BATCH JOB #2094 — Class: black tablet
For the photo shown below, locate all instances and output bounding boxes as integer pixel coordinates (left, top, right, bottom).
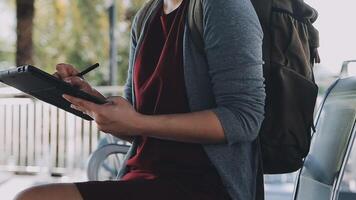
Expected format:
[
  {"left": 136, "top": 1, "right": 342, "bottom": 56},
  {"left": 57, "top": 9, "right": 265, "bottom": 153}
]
[{"left": 0, "top": 65, "right": 107, "bottom": 120}]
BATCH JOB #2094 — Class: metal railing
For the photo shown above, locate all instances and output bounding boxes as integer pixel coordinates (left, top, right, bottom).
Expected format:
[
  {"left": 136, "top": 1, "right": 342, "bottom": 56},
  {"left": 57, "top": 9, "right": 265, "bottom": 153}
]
[{"left": 0, "top": 85, "right": 124, "bottom": 175}]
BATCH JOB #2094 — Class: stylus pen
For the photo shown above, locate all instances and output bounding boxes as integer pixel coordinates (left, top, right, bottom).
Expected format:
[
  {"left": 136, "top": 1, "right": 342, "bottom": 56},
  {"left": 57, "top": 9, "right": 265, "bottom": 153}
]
[{"left": 76, "top": 63, "right": 100, "bottom": 78}]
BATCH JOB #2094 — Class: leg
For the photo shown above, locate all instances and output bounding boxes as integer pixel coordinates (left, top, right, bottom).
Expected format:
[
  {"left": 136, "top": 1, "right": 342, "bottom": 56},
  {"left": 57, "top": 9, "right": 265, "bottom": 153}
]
[{"left": 14, "top": 183, "right": 82, "bottom": 200}]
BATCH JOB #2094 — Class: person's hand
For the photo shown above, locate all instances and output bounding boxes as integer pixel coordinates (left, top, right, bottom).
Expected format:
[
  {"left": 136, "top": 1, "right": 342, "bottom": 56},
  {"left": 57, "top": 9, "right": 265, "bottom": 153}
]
[
  {"left": 53, "top": 63, "right": 80, "bottom": 80},
  {"left": 54, "top": 63, "right": 105, "bottom": 100},
  {"left": 62, "top": 95, "right": 141, "bottom": 136}
]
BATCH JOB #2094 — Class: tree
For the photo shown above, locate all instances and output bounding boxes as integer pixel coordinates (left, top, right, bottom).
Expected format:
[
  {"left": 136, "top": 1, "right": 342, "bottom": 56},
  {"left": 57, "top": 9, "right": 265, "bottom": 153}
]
[{"left": 16, "top": 0, "right": 35, "bottom": 66}]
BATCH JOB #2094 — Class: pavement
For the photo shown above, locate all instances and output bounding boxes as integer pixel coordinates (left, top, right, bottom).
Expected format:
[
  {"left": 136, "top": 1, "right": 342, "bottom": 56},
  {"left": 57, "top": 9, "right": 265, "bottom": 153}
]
[{"left": 0, "top": 172, "right": 12, "bottom": 186}]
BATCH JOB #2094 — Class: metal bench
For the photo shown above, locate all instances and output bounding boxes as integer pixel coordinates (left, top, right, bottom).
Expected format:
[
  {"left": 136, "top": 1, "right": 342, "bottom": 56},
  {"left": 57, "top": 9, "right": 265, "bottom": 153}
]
[{"left": 293, "top": 60, "right": 356, "bottom": 200}]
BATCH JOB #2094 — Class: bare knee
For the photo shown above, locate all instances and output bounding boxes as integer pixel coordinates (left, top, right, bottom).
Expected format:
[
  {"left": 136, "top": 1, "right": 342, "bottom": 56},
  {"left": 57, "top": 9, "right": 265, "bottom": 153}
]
[
  {"left": 14, "top": 185, "right": 43, "bottom": 200},
  {"left": 14, "top": 183, "right": 82, "bottom": 200}
]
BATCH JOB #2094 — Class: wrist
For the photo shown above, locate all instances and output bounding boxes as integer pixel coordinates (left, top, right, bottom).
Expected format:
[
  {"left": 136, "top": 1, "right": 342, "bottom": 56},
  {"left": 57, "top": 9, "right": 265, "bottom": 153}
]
[{"left": 132, "top": 112, "right": 149, "bottom": 136}]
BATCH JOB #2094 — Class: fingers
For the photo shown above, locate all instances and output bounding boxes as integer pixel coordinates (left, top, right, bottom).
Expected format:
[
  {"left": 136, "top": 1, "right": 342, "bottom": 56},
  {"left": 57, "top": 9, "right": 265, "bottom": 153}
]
[
  {"left": 64, "top": 76, "right": 89, "bottom": 89},
  {"left": 53, "top": 72, "right": 61, "bottom": 79},
  {"left": 70, "top": 104, "right": 95, "bottom": 120},
  {"left": 70, "top": 104, "right": 87, "bottom": 114},
  {"left": 63, "top": 77, "right": 106, "bottom": 100},
  {"left": 107, "top": 96, "right": 128, "bottom": 104},
  {"left": 55, "top": 63, "right": 79, "bottom": 79},
  {"left": 62, "top": 94, "right": 99, "bottom": 114}
]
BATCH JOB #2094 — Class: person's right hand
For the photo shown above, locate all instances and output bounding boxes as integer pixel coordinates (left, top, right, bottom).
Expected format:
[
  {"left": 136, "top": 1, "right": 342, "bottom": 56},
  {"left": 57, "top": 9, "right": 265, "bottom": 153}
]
[{"left": 53, "top": 63, "right": 106, "bottom": 100}]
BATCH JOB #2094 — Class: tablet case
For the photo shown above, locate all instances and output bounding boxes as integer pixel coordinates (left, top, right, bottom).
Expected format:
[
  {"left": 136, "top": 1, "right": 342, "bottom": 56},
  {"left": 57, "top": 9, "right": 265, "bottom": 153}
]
[{"left": 0, "top": 65, "right": 107, "bottom": 120}]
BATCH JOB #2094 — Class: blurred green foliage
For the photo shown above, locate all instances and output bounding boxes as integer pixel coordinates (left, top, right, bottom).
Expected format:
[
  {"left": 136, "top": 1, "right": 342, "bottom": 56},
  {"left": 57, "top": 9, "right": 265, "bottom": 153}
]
[
  {"left": 0, "top": 0, "right": 147, "bottom": 86},
  {"left": 34, "top": 0, "right": 147, "bottom": 85},
  {"left": 0, "top": 39, "right": 15, "bottom": 65}
]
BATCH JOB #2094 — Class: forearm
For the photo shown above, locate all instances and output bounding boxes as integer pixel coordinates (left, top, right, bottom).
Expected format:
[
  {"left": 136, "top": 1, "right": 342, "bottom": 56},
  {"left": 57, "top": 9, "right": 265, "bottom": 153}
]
[
  {"left": 63, "top": 94, "right": 226, "bottom": 144},
  {"left": 135, "top": 110, "right": 226, "bottom": 144},
  {"left": 114, "top": 136, "right": 134, "bottom": 143}
]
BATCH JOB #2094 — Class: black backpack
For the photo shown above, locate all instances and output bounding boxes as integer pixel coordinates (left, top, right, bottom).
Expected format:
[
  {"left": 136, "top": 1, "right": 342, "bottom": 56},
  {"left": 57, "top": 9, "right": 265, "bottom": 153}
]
[{"left": 136, "top": 0, "right": 320, "bottom": 174}]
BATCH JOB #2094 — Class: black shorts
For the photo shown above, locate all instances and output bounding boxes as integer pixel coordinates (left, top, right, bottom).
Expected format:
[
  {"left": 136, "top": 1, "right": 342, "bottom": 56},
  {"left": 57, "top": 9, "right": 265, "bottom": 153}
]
[{"left": 75, "top": 175, "right": 231, "bottom": 200}]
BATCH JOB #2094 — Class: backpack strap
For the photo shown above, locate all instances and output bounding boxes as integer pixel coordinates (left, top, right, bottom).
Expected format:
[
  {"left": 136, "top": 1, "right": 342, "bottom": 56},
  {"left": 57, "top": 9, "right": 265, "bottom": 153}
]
[
  {"left": 305, "top": 6, "right": 320, "bottom": 64},
  {"left": 251, "top": 0, "right": 273, "bottom": 76},
  {"left": 187, "top": 0, "right": 204, "bottom": 53}
]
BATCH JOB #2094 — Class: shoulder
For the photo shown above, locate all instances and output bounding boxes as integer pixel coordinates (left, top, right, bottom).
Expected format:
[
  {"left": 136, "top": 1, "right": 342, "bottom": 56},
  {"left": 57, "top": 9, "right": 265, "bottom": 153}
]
[
  {"left": 201, "top": 0, "right": 262, "bottom": 34},
  {"left": 202, "top": 0, "right": 257, "bottom": 13},
  {"left": 200, "top": 0, "right": 263, "bottom": 46}
]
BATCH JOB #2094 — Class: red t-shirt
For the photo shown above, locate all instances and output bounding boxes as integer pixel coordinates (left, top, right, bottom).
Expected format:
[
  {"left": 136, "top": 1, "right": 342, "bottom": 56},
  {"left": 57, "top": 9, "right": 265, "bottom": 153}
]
[{"left": 122, "top": 1, "right": 217, "bottom": 181}]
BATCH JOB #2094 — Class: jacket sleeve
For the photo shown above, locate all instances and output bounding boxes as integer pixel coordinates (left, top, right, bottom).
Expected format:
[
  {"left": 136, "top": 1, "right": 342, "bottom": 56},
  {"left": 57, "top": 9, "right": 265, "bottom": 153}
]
[
  {"left": 123, "top": 15, "right": 138, "bottom": 105},
  {"left": 202, "top": 0, "right": 266, "bottom": 144}
]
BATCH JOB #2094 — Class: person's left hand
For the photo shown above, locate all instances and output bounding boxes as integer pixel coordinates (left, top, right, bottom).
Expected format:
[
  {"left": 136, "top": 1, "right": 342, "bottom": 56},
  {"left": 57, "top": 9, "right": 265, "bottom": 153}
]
[{"left": 62, "top": 94, "right": 141, "bottom": 136}]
